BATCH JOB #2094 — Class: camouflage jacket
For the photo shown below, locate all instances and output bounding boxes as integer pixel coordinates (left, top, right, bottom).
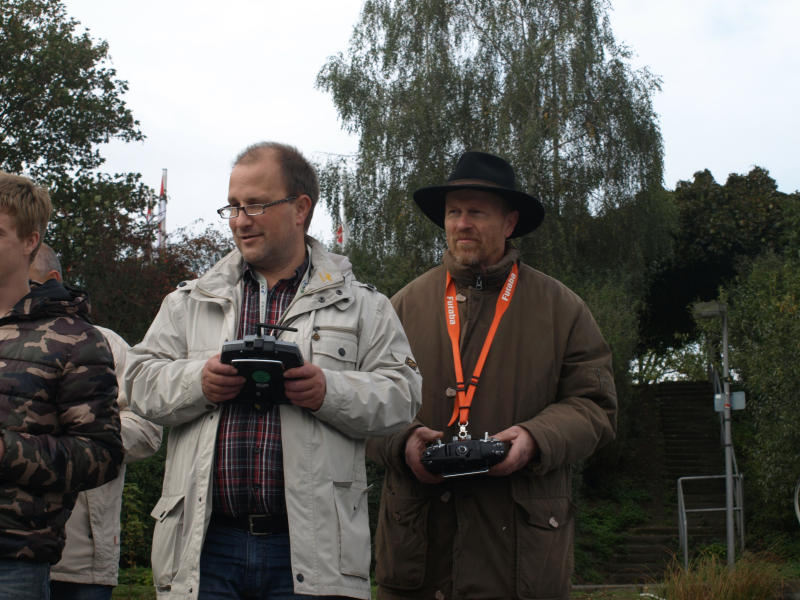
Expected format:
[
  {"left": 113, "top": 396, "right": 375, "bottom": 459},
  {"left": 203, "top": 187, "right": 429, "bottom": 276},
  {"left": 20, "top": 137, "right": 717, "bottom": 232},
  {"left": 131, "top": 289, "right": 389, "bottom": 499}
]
[{"left": 0, "top": 279, "right": 123, "bottom": 563}]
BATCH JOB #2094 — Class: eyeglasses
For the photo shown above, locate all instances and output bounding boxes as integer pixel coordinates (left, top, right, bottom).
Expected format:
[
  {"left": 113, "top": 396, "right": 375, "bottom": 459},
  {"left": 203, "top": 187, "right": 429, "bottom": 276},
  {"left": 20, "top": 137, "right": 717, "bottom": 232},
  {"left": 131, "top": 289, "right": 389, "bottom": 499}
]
[{"left": 217, "top": 196, "right": 297, "bottom": 219}]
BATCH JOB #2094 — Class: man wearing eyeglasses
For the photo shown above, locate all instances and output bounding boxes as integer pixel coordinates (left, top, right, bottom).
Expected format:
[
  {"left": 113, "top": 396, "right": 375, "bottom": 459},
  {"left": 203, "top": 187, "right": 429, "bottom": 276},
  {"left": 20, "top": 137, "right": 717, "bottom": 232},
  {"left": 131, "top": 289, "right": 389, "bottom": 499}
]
[{"left": 125, "top": 142, "right": 421, "bottom": 600}]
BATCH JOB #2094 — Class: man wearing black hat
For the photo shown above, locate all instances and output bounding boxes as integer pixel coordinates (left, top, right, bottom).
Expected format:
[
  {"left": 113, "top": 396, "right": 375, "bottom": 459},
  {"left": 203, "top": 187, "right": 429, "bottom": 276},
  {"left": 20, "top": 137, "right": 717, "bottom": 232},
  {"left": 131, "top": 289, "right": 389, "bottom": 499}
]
[{"left": 367, "top": 151, "right": 618, "bottom": 600}]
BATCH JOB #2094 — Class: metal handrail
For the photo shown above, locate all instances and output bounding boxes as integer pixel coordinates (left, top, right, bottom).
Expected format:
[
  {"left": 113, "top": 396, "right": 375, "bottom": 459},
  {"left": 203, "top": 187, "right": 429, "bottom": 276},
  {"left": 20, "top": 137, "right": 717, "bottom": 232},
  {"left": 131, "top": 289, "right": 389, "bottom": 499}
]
[{"left": 677, "top": 474, "right": 745, "bottom": 569}]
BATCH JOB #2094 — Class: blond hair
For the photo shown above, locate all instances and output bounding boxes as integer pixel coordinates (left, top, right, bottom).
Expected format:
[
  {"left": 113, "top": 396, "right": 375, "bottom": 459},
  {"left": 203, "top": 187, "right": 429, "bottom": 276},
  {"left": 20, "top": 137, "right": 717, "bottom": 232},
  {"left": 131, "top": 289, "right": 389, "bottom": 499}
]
[{"left": 0, "top": 171, "right": 51, "bottom": 260}]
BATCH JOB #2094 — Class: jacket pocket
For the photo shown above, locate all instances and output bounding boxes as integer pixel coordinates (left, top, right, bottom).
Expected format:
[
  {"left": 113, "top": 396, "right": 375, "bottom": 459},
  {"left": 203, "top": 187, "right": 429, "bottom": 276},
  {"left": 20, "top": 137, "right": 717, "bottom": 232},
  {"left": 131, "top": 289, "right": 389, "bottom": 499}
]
[
  {"left": 374, "top": 489, "right": 430, "bottom": 590},
  {"left": 332, "top": 481, "right": 370, "bottom": 579},
  {"left": 513, "top": 495, "right": 574, "bottom": 600},
  {"left": 150, "top": 494, "right": 185, "bottom": 590},
  {"left": 310, "top": 327, "right": 358, "bottom": 370}
]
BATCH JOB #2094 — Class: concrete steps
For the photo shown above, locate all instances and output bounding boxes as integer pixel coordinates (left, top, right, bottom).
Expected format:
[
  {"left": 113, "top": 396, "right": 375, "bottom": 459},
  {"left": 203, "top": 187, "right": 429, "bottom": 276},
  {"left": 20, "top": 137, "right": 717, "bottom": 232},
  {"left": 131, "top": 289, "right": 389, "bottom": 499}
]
[{"left": 600, "top": 381, "right": 735, "bottom": 583}]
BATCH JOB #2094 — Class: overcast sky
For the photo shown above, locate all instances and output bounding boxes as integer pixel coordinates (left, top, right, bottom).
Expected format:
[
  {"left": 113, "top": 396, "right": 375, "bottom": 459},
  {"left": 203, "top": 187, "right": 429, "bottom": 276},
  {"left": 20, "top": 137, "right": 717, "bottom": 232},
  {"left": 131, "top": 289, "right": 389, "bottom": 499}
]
[{"left": 61, "top": 0, "right": 800, "bottom": 243}]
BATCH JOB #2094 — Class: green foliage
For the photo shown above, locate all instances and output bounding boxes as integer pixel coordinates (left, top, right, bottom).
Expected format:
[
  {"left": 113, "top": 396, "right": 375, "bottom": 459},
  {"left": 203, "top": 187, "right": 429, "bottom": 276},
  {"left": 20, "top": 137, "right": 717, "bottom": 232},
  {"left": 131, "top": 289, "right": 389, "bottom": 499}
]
[
  {"left": 317, "top": 0, "right": 664, "bottom": 295},
  {"left": 120, "top": 440, "right": 166, "bottom": 568},
  {"left": 0, "top": 0, "right": 203, "bottom": 344},
  {"left": 49, "top": 214, "right": 232, "bottom": 344},
  {"left": 630, "top": 336, "right": 707, "bottom": 385},
  {"left": 0, "top": 0, "right": 142, "bottom": 179},
  {"left": 118, "top": 565, "right": 153, "bottom": 587},
  {"left": 641, "top": 168, "right": 797, "bottom": 351},
  {"left": 95, "top": 225, "right": 232, "bottom": 343},
  {"left": 42, "top": 171, "right": 162, "bottom": 341},
  {"left": 45, "top": 171, "right": 156, "bottom": 277},
  {"left": 677, "top": 168, "right": 787, "bottom": 259},
  {"left": 114, "top": 567, "right": 155, "bottom": 599},
  {"left": 317, "top": 2, "right": 673, "bottom": 450},
  {"left": 168, "top": 223, "right": 233, "bottom": 279},
  {"left": 119, "top": 481, "right": 149, "bottom": 568},
  {"left": 573, "top": 484, "right": 651, "bottom": 583},
  {"left": 575, "top": 276, "right": 641, "bottom": 383},
  {"left": 722, "top": 252, "right": 800, "bottom": 529}
]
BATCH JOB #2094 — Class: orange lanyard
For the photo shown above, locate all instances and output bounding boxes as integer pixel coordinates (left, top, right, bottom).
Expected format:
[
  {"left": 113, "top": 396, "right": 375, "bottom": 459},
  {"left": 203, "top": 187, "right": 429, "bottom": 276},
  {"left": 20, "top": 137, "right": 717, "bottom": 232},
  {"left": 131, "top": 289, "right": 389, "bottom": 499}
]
[{"left": 444, "top": 263, "right": 519, "bottom": 435}]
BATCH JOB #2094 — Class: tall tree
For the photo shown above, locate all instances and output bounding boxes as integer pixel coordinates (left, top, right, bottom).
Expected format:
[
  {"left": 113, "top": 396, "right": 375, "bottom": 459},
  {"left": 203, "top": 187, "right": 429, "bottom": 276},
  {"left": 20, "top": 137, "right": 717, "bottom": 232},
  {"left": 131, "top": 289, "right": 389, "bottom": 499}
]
[
  {"left": 640, "top": 167, "right": 794, "bottom": 351},
  {"left": 0, "top": 0, "right": 142, "bottom": 179},
  {"left": 0, "top": 0, "right": 182, "bottom": 343},
  {"left": 317, "top": 0, "right": 664, "bottom": 293}
]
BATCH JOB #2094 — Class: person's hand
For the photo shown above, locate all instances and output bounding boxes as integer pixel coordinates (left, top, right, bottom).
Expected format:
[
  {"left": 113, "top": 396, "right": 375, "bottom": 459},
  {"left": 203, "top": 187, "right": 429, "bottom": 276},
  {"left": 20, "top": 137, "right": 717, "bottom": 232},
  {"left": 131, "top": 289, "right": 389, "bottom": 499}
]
[
  {"left": 405, "top": 426, "right": 445, "bottom": 484},
  {"left": 487, "top": 425, "right": 537, "bottom": 477},
  {"left": 201, "top": 354, "right": 245, "bottom": 403},
  {"left": 284, "top": 363, "right": 327, "bottom": 411}
]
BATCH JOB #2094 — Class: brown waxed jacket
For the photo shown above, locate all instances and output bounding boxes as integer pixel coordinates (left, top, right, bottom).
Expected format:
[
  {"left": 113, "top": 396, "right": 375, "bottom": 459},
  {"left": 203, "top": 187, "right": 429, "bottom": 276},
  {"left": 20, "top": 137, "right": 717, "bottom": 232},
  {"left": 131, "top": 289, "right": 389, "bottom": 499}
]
[{"left": 367, "top": 248, "right": 617, "bottom": 600}]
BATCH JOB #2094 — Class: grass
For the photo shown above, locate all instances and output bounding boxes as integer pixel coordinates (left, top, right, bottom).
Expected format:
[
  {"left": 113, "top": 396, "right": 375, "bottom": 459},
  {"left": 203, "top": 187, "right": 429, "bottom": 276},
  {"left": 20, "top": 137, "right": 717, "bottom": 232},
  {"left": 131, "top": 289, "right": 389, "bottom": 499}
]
[
  {"left": 110, "top": 577, "right": 644, "bottom": 600},
  {"left": 113, "top": 553, "right": 800, "bottom": 600},
  {"left": 652, "top": 551, "right": 789, "bottom": 600},
  {"left": 113, "top": 566, "right": 155, "bottom": 599},
  {"left": 571, "top": 588, "right": 648, "bottom": 599}
]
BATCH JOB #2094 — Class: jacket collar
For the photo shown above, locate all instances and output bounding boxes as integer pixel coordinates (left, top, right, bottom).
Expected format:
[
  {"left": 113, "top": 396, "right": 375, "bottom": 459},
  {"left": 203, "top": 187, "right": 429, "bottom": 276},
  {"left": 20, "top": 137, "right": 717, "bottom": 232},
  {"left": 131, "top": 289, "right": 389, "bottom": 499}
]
[
  {"left": 191, "top": 236, "right": 351, "bottom": 299},
  {"left": 443, "top": 246, "right": 520, "bottom": 291},
  {"left": 2, "top": 279, "right": 92, "bottom": 324}
]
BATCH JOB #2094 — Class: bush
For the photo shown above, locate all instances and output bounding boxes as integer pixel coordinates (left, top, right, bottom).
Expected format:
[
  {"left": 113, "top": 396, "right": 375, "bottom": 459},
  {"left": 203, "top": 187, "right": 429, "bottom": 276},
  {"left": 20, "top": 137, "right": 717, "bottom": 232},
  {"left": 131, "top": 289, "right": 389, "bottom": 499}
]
[
  {"left": 723, "top": 253, "right": 800, "bottom": 530},
  {"left": 573, "top": 484, "right": 651, "bottom": 583},
  {"left": 114, "top": 567, "right": 155, "bottom": 599}
]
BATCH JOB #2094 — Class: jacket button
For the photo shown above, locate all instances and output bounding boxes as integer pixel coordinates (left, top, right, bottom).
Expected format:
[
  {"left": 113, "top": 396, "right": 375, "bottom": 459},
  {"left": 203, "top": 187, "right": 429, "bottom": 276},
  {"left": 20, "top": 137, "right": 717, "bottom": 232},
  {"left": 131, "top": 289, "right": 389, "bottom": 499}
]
[
  {"left": 456, "top": 293, "right": 466, "bottom": 302},
  {"left": 393, "top": 511, "right": 401, "bottom": 521},
  {"left": 338, "top": 347, "right": 346, "bottom": 356},
  {"left": 445, "top": 387, "right": 456, "bottom": 397},
  {"left": 318, "top": 296, "right": 325, "bottom": 303},
  {"left": 440, "top": 491, "right": 452, "bottom": 503},
  {"left": 296, "top": 573, "right": 304, "bottom": 583},
  {"left": 549, "top": 516, "right": 559, "bottom": 528},
  {"left": 312, "top": 333, "right": 320, "bottom": 341},
  {"left": 336, "top": 289, "right": 343, "bottom": 295}
]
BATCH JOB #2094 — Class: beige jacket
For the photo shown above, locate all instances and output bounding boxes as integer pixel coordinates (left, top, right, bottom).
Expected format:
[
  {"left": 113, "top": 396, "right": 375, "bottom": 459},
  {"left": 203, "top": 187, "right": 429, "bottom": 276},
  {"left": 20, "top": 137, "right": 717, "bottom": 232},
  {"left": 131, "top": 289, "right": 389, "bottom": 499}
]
[
  {"left": 50, "top": 327, "right": 162, "bottom": 586},
  {"left": 125, "top": 239, "right": 421, "bottom": 600}
]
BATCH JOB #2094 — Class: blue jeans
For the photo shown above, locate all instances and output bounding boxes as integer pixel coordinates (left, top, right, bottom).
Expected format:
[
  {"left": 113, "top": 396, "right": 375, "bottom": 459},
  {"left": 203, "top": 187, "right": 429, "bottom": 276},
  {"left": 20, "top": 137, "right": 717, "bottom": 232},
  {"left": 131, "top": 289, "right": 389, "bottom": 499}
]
[
  {"left": 199, "top": 522, "right": 350, "bottom": 599},
  {"left": 0, "top": 559, "right": 50, "bottom": 600},
  {"left": 50, "top": 581, "right": 112, "bottom": 600}
]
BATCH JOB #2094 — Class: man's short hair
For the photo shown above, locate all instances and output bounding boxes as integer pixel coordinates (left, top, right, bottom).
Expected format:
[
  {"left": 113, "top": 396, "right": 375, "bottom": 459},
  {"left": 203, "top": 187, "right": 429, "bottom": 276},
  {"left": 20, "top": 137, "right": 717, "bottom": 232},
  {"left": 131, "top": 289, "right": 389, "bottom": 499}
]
[
  {"left": 0, "top": 171, "right": 51, "bottom": 260},
  {"left": 234, "top": 142, "right": 319, "bottom": 232},
  {"left": 31, "top": 243, "right": 62, "bottom": 279}
]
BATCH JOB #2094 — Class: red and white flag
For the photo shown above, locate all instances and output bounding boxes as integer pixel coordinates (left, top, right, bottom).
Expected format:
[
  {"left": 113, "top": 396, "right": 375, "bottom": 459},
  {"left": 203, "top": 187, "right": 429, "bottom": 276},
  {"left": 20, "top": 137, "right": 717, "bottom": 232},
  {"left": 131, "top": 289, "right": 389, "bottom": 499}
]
[{"left": 335, "top": 218, "right": 348, "bottom": 247}]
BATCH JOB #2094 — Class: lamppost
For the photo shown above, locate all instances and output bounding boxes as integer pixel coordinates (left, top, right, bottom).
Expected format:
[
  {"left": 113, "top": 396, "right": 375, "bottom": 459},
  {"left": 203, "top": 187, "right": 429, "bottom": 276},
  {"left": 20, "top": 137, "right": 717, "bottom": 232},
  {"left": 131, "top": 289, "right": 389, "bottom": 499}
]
[{"left": 692, "top": 300, "right": 735, "bottom": 569}]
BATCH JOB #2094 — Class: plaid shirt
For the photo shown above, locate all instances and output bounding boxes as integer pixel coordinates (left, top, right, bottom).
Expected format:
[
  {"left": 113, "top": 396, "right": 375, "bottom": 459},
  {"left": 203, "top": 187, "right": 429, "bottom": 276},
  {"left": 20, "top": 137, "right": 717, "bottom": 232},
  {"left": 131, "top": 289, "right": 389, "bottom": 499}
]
[{"left": 212, "top": 258, "right": 308, "bottom": 517}]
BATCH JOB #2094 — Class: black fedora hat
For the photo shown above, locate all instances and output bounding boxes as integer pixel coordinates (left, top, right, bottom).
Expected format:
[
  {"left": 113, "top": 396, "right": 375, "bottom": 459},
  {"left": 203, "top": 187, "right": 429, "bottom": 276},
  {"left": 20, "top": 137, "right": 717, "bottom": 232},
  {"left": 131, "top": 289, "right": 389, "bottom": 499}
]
[{"left": 413, "top": 151, "right": 544, "bottom": 238}]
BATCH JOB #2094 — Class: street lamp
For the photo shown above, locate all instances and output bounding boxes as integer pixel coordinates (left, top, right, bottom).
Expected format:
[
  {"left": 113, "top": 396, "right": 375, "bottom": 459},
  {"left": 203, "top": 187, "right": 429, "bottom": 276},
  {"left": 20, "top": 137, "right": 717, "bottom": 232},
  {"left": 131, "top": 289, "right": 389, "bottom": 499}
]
[{"left": 692, "top": 300, "right": 736, "bottom": 569}]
